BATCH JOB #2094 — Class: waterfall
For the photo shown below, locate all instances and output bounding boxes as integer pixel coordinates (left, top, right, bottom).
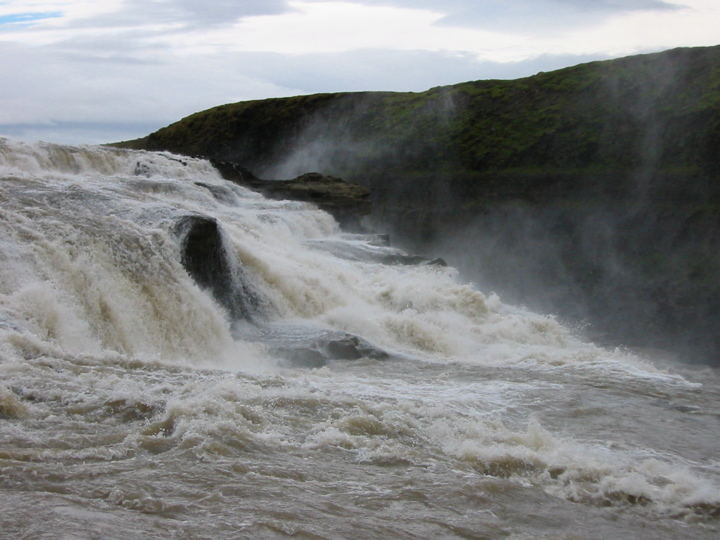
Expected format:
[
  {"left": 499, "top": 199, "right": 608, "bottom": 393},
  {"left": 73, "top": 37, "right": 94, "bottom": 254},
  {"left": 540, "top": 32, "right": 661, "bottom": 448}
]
[{"left": 1, "top": 137, "right": 717, "bottom": 539}]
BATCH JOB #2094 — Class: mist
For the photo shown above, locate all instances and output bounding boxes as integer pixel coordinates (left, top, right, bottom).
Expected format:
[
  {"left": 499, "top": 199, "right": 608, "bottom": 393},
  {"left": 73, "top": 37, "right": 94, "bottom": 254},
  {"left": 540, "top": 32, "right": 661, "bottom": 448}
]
[{"left": 255, "top": 47, "right": 720, "bottom": 366}]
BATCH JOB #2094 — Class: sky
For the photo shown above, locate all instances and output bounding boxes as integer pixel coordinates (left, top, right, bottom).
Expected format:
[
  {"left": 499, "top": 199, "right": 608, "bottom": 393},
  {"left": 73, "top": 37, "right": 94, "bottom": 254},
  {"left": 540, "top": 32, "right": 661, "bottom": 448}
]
[{"left": 0, "top": 0, "right": 718, "bottom": 144}]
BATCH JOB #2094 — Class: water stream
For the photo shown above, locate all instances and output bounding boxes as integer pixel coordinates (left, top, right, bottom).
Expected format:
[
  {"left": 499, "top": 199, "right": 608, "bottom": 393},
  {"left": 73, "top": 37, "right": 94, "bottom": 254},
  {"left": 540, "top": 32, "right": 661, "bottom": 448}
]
[{"left": 1, "top": 138, "right": 718, "bottom": 539}]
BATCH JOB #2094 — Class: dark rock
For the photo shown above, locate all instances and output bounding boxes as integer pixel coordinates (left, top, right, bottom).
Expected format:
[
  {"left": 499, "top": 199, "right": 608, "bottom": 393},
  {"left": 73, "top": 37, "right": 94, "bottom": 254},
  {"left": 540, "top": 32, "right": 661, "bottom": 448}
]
[
  {"left": 166, "top": 156, "right": 188, "bottom": 166},
  {"left": 211, "top": 160, "right": 257, "bottom": 182},
  {"left": 323, "top": 334, "right": 391, "bottom": 360},
  {"left": 325, "top": 335, "right": 364, "bottom": 360},
  {"left": 274, "top": 332, "right": 389, "bottom": 367},
  {"left": 134, "top": 161, "right": 151, "bottom": 176},
  {"left": 173, "top": 215, "right": 259, "bottom": 320},
  {"left": 211, "top": 160, "right": 371, "bottom": 231}
]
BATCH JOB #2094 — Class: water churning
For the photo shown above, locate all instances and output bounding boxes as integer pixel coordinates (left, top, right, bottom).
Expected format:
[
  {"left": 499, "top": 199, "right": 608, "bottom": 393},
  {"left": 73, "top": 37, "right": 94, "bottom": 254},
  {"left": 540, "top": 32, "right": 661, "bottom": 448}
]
[{"left": 0, "top": 138, "right": 718, "bottom": 539}]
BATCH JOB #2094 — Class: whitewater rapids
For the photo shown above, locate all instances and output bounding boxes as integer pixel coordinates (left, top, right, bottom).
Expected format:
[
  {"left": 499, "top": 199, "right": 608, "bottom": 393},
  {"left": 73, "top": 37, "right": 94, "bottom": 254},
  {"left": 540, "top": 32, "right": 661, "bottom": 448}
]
[{"left": 0, "top": 138, "right": 718, "bottom": 539}]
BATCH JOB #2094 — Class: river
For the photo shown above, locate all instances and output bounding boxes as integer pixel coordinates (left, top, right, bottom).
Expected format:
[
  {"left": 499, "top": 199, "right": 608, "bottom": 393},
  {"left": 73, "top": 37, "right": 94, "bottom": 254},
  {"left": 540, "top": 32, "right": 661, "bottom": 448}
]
[{"left": 1, "top": 138, "right": 718, "bottom": 539}]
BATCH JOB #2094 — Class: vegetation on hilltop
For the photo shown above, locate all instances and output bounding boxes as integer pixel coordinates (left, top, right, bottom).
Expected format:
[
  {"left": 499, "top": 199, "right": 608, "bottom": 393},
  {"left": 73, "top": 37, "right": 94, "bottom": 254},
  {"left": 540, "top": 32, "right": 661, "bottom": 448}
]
[{"left": 120, "top": 46, "right": 720, "bottom": 184}]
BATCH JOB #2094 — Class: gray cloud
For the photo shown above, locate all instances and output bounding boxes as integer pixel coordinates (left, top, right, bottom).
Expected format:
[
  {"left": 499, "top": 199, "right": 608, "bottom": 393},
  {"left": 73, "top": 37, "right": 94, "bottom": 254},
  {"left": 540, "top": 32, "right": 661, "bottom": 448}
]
[
  {"left": 228, "top": 49, "right": 606, "bottom": 93},
  {"left": 44, "top": 0, "right": 683, "bottom": 35},
  {"left": 172, "top": 0, "right": 291, "bottom": 23},
  {"left": 102, "top": 0, "right": 681, "bottom": 31},
  {"left": 0, "top": 41, "right": 303, "bottom": 140},
  {"left": 61, "top": 0, "right": 293, "bottom": 30},
  {"left": 326, "top": 0, "right": 682, "bottom": 31}
]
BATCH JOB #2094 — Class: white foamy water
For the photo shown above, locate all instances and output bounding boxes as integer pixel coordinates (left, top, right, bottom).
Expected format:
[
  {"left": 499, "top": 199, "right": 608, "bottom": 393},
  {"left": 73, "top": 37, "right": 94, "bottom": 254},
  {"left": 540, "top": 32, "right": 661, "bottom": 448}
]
[{"left": 1, "top": 138, "right": 718, "bottom": 539}]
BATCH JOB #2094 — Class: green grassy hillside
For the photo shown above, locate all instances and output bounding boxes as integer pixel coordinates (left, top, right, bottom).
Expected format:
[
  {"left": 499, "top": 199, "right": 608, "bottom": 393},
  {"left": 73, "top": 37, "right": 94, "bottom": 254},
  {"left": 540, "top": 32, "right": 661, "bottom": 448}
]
[{"left": 120, "top": 46, "right": 720, "bottom": 183}]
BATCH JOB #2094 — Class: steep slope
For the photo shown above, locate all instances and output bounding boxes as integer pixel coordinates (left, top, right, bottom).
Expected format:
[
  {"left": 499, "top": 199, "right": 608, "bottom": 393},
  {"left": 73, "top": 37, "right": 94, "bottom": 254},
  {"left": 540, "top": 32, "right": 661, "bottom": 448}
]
[{"left": 118, "top": 46, "right": 720, "bottom": 363}]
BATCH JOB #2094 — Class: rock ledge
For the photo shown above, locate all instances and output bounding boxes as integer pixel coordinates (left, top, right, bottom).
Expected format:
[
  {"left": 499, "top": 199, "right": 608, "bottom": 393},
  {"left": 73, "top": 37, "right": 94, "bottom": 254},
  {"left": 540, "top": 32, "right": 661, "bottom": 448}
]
[{"left": 212, "top": 160, "right": 371, "bottom": 230}]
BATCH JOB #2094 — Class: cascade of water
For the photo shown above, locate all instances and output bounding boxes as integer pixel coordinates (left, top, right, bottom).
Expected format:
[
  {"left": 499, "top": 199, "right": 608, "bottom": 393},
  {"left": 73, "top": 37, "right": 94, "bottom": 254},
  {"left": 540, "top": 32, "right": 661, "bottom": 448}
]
[
  {"left": 1, "top": 138, "right": 719, "bottom": 538},
  {"left": 0, "top": 136, "right": 679, "bottom": 371}
]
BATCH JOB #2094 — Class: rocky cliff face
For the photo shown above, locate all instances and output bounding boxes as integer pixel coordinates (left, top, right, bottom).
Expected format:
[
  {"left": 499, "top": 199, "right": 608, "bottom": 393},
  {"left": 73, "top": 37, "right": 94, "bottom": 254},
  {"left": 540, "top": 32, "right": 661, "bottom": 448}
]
[{"left": 118, "top": 45, "right": 720, "bottom": 364}]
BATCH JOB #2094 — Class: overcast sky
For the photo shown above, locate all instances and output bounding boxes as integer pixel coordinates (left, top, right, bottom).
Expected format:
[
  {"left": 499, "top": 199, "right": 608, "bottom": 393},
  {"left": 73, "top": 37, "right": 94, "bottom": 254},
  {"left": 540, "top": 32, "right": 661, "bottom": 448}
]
[{"left": 1, "top": 0, "right": 718, "bottom": 144}]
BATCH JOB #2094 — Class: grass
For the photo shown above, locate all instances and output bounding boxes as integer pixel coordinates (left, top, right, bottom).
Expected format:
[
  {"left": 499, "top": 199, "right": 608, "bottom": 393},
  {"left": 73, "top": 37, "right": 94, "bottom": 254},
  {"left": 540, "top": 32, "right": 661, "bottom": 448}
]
[{"left": 117, "top": 45, "right": 720, "bottom": 196}]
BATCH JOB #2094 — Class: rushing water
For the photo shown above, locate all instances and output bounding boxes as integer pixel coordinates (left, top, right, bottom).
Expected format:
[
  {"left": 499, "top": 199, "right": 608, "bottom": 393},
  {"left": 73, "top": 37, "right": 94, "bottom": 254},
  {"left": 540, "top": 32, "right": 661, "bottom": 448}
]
[{"left": 0, "top": 138, "right": 718, "bottom": 539}]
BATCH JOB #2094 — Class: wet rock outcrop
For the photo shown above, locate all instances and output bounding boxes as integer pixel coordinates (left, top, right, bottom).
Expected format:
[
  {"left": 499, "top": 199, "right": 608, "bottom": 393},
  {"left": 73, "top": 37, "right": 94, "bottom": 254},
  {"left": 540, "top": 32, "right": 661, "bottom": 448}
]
[
  {"left": 212, "top": 161, "right": 371, "bottom": 231},
  {"left": 174, "top": 215, "right": 259, "bottom": 320},
  {"left": 275, "top": 332, "right": 389, "bottom": 367}
]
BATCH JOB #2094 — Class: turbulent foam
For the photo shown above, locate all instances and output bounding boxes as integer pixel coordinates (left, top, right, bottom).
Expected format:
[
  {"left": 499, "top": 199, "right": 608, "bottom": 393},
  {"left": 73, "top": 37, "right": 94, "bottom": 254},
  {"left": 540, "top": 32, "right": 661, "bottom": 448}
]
[
  {"left": 0, "top": 137, "right": 689, "bottom": 380},
  {"left": 0, "top": 137, "right": 220, "bottom": 182},
  {"left": 1, "top": 139, "right": 718, "bottom": 538},
  {"left": 0, "top": 386, "right": 28, "bottom": 418},
  {"left": 435, "top": 416, "right": 720, "bottom": 517}
]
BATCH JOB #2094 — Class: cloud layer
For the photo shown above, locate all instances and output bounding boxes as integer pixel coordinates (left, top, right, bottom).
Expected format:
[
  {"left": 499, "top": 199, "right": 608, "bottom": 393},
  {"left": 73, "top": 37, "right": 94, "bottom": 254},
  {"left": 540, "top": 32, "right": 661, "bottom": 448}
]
[
  {"left": 0, "top": 0, "right": 717, "bottom": 144},
  {"left": 324, "top": 0, "right": 681, "bottom": 30}
]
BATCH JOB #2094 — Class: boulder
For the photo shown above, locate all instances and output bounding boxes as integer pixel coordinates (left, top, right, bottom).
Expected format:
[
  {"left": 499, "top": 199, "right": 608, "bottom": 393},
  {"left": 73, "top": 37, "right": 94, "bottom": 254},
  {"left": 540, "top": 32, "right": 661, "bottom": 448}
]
[
  {"left": 173, "top": 215, "right": 259, "bottom": 320},
  {"left": 272, "top": 331, "right": 389, "bottom": 367}
]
